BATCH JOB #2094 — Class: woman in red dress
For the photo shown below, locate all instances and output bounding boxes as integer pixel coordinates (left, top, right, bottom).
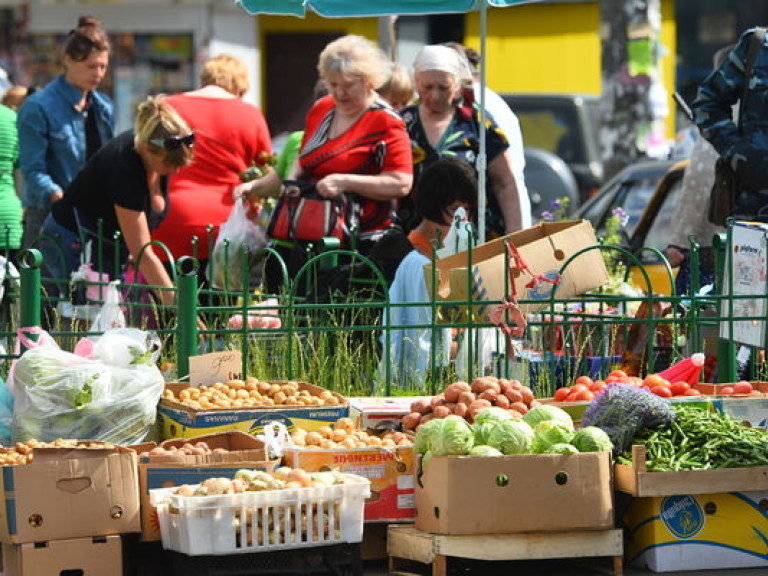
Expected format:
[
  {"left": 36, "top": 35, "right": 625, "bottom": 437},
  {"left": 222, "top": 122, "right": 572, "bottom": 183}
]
[{"left": 152, "top": 54, "right": 278, "bottom": 282}]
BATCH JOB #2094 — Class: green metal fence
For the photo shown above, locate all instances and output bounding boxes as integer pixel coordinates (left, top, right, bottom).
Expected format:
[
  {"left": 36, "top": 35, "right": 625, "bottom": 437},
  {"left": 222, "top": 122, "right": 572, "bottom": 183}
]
[{"left": 3, "top": 223, "right": 766, "bottom": 397}]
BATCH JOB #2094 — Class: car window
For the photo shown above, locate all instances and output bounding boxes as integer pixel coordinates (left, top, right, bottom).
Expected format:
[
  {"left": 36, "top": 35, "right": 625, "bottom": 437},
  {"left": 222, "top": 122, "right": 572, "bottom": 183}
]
[
  {"left": 642, "top": 177, "right": 685, "bottom": 256},
  {"left": 511, "top": 103, "right": 587, "bottom": 164},
  {"left": 613, "top": 178, "right": 658, "bottom": 237}
]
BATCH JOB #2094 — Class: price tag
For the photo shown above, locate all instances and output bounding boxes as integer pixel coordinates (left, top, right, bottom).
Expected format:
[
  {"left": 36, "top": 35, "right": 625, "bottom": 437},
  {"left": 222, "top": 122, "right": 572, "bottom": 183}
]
[{"left": 189, "top": 350, "right": 243, "bottom": 387}]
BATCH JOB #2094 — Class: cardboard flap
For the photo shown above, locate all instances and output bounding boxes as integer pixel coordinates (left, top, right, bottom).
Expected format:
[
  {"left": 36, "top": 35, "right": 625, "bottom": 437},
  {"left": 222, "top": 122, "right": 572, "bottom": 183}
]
[{"left": 56, "top": 477, "right": 92, "bottom": 494}]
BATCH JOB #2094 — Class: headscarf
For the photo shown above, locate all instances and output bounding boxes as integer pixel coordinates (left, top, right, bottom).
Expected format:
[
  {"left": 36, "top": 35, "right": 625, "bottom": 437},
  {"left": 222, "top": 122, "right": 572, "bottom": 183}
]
[{"left": 412, "top": 45, "right": 474, "bottom": 85}]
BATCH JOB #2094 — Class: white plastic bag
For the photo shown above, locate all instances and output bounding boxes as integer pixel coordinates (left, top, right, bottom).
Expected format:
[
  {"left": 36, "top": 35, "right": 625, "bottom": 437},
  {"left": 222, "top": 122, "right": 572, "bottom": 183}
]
[
  {"left": 90, "top": 280, "right": 126, "bottom": 332},
  {"left": 210, "top": 198, "right": 267, "bottom": 291},
  {"left": 258, "top": 421, "right": 293, "bottom": 459},
  {"left": 11, "top": 328, "right": 164, "bottom": 444}
]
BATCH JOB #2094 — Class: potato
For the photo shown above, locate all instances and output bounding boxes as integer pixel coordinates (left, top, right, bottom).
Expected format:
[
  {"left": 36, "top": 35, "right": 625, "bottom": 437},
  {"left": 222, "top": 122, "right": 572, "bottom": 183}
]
[
  {"left": 443, "top": 382, "right": 466, "bottom": 403},
  {"left": 410, "top": 399, "right": 432, "bottom": 414},
  {"left": 453, "top": 402, "right": 469, "bottom": 419},
  {"left": 510, "top": 401, "right": 529, "bottom": 415},
  {"left": 432, "top": 405, "right": 451, "bottom": 419},
  {"left": 457, "top": 391, "right": 476, "bottom": 406},
  {"left": 493, "top": 394, "right": 511, "bottom": 409},
  {"left": 478, "top": 389, "right": 498, "bottom": 403},
  {"left": 519, "top": 386, "right": 535, "bottom": 406},
  {"left": 471, "top": 376, "right": 500, "bottom": 395},
  {"left": 504, "top": 388, "right": 524, "bottom": 404},
  {"left": 402, "top": 412, "right": 422, "bottom": 430},
  {"left": 430, "top": 393, "right": 446, "bottom": 408}
]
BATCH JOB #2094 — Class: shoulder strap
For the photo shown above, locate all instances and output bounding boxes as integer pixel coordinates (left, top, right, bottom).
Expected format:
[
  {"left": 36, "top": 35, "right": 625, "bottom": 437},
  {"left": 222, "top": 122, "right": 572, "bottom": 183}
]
[{"left": 738, "top": 27, "right": 766, "bottom": 129}]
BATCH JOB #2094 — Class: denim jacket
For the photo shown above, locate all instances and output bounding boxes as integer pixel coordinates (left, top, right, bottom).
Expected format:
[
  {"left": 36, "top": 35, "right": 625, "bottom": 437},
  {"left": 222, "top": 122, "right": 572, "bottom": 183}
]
[
  {"left": 17, "top": 75, "right": 114, "bottom": 209},
  {"left": 693, "top": 28, "right": 768, "bottom": 192}
]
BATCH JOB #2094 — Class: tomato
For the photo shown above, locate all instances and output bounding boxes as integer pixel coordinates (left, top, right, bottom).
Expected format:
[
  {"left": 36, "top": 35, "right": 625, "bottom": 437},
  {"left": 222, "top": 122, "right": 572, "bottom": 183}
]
[
  {"left": 589, "top": 381, "right": 607, "bottom": 393},
  {"left": 627, "top": 376, "right": 644, "bottom": 387},
  {"left": 553, "top": 387, "right": 571, "bottom": 402},
  {"left": 570, "top": 384, "right": 589, "bottom": 395},
  {"left": 669, "top": 381, "right": 690, "bottom": 396},
  {"left": 643, "top": 374, "right": 666, "bottom": 388},
  {"left": 719, "top": 386, "right": 735, "bottom": 395},
  {"left": 732, "top": 382, "right": 754, "bottom": 395},
  {"left": 650, "top": 385, "right": 673, "bottom": 398},
  {"left": 574, "top": 375, "right": 594, "bottom": 387},
  {"left": 569, "top": 389, "right": 594, "bottom": 402},
  {"left": 683, "top": 388, "right": 702, "bottom": 396},
  {"left": 608, "top": 369, "right": 628, "bottom": 380}
]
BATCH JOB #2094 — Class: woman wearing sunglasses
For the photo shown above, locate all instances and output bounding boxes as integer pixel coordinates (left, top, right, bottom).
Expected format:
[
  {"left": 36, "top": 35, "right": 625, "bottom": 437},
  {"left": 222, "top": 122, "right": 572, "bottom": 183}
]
[{"left": 39, "top": 95, "right": 194, "bottom": 305}]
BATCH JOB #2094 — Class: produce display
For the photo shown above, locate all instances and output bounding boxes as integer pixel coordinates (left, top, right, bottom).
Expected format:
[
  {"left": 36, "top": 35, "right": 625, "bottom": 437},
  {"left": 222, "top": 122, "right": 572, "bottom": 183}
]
[
  {"left": 147, "top": 441, "right": 232, "bottom": 457},
  {"left": 161, "top": 380, "right": 342, "bottom": 409},
  {"left": 581, "top": 383, "right": 675, "bottom": 454},
  {"left": 617, "top": 403, "right": 768, "bottom": 471},
  {"left": 401, "top": 376, "right": 539, "bottom": 431},
  {"left": 0, "top": 439, "right": 115, "bottom": 466},
  {"left": 289, "top": 417, "right": 411, "bottom": 449},
  {"left": 173, "top": 468, "right": 349, "bottom": 496},
  {"left": 413, "top": 405, "right": 613, "bottom": 469},
  {"left": 552, "top": 370, "right": 704, "bottom": 402}
]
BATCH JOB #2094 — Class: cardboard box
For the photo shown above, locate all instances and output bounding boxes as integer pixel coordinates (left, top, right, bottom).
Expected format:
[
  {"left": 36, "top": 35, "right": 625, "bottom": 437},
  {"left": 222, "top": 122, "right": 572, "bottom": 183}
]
[
  {"left": 157, "top": 382, "right": 349, "bottom": 440},
  {"left": 415, "top": 452, "right": 613, "bottom": 535},
  {"left": 615, "top": 445, "right": 768, "bottom": 497},
  {"left": 349, "top": 397, "right": 430, "bottom": 431},
  {"left": 712, "top": 394, "right": 768, "bottom": 430},
  {"left": 133, "top": 431, "right": 278, "bottom": 541},
  {"left": 625, "top": 491, "right": 768, "bottom": 572},
  {"left": 0, "top": 446, "right": 139, "bottom": 544},
  {"left": 284, "top": 445, "right": 415, "bottom": 522},
  {"left": 425, "top": 220, "right": 608, "bottom": 321},
  {"left": 2, "top": 535, "right": 122, "bottom": 576}
]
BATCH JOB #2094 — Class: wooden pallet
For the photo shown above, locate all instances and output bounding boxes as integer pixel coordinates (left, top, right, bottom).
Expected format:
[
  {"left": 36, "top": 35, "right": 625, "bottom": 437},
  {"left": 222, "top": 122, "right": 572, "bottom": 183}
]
[{"left": 387, "top": 524, "right": 624, "bottom": 576}]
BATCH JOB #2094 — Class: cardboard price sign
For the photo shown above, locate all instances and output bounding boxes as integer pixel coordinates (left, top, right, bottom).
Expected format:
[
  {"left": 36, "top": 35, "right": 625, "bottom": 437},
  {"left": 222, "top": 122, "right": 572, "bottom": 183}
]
[{"left": 189, "top": 350, "right": 243, "bottom": 387}]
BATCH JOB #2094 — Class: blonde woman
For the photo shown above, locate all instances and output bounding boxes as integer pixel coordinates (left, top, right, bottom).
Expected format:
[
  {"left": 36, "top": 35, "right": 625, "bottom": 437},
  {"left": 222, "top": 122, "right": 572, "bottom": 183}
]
[
  {"left": 39, "top": 95, "right": 194, "bottom": 305},
  {"left": 153, "top": 54, "right": 278, "bottom": 281}
]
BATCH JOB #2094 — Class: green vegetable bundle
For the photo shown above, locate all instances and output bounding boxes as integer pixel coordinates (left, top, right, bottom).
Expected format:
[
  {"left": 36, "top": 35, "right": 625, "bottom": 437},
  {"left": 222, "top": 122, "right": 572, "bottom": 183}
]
[{"left": 617, "top": 404, "right": 768, "bottom": 471}]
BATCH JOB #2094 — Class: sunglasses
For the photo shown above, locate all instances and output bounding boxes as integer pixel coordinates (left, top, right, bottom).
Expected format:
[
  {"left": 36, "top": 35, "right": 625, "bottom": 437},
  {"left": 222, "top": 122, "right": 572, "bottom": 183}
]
[{"left": 149, "top": 132, "right": 195, "bottom": 151}]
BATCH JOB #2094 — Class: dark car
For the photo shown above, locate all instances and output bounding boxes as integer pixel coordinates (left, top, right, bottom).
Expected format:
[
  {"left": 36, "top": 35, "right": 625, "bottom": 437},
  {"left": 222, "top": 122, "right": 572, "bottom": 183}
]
[
  {"left": 502, "top": 93, "right": 603, "bottom": 203},
  {"left": 575, "top": 158, "right": 688, "bottom": 294}
]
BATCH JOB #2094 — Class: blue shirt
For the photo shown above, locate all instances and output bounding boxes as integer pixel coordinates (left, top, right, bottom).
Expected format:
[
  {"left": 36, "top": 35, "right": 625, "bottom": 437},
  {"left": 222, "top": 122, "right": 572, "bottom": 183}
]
[{"left": 17, "top": 75, "right": 114, "bottom": 209}]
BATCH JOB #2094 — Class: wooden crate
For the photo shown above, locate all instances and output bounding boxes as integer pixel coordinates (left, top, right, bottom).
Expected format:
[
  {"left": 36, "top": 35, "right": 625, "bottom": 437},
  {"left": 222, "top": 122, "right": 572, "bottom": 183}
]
[
  {"left": 615, "top": 445, "right": 768, "bottom": 497},
  {"left": 387, "top": 524, "right": 624, "bottom": 576}
]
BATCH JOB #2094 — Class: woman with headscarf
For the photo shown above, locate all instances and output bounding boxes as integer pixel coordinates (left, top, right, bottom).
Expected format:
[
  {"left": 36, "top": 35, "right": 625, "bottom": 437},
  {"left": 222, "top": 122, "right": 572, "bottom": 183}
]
[{"left": 401, "top": 45, "right": 524, "bottom": 238}]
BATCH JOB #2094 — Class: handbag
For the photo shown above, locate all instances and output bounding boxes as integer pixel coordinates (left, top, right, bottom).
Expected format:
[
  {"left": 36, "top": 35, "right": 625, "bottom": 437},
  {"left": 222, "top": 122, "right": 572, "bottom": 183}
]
[
  {"left": 707, "top": 27, "right": 766, "bottom": 225},
  {"left": 267, "top": 180, "right": 353, "bottom": 243}
]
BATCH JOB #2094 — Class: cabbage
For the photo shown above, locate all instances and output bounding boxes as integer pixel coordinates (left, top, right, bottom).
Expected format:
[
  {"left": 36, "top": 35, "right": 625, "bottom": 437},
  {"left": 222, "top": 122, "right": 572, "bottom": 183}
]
[
  {"left": 432, "top": 415, "right": 474, "bottom": 455},
  {"left": 413, "top": 418, "right": 445, "bottom": 455},
  {"left": 544, "top": 443, "right": 579, "bottom": 455},
  {"left": 474, "top": 421, "right": 497, "bottom": 446},
  {"left": 523, "top": 405, "right": 574, "bottom": 431},
  {"left": 532, "top": 420, "right": 575, "bottom": 453},
  {"left": 572, "top": 426, "right": 614, "bottom": 453},
  {"left": 469, "top": 445, "right": 503, "bottom": 457},
  {"left": 474, "top": 407, "right": 513, "bottom": 425},
  {"left": 487, "top": 420, "right": 534, "bottom": 455}
]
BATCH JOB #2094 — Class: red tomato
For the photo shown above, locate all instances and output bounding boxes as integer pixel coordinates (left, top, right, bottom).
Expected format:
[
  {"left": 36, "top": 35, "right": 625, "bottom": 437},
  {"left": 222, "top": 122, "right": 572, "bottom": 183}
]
[
  {"left": 570, "top": 384, "right": 589, "bottom": 395},
  {"left": 553, "top": 387, "right": 571, "bottom": 402},
  {"left": 669, "top": 381, "right": 690, "bottom": 396},
  {"left": 683, "top": 388, "right": 702, "bottom": 396},
  {"left": 569, "top": 390, "right": 594, "bottom": 402},
  {"left": 644, "top": 374, "right": 666, "bottom": 388},
  {"left": 574, "top": 375, "right": 594, "bottom": 387},
  {"left": 719, "top": 386, "right": 735, "bottom": 395},
  {"left": 651, "top": 385, "right": 673, "bottom": 398},
  {"left": 589, "top": 381, "right": 607, "bottom": 393},
  {"left": 608, "top": 369, "right": 628, "bottom": 380},
  {"left": 733, "top": 382, "right": 754, "bottom": 395}
]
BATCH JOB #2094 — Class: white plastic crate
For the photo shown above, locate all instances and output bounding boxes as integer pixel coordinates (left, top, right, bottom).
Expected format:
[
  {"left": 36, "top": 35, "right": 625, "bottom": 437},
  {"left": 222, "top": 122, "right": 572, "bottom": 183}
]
[{"left": 149, "top": 474, "right": 371, "bottom": 555}]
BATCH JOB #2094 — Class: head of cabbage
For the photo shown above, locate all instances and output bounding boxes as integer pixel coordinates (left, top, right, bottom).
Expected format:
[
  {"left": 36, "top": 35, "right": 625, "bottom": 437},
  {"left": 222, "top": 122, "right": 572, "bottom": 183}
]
[
  {"left": 469, "top": 445, "right": 503, "bottom": 457},
  {"left": 487, "top": 420, "right": 534, "bottom": 455},
  {"left": 523, "top": 405, "right": 575, "bottom": 431},
  {"left": 532, "top": 420, "right": 575, "bottom": 454},
  {"left": 432, "top": 415, "right": 474, "bottom": 456},
  {"left": 473, "top": 407, "right": 512, "bottom": 426},
  {"left": 572, "top": 426, "right": 614, "bottom": 453},
  {"left": 413, "top": 418, "right": 445, "bottom": 455}
]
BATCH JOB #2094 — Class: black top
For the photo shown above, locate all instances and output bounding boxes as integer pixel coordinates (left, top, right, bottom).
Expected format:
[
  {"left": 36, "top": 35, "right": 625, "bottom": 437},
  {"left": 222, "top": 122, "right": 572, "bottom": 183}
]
[
  {"left": 53, "top": 130, "right": 168, "bottom": 239},
  {"left": 84, "top": 93, "right": 102, "bottom": 160}
]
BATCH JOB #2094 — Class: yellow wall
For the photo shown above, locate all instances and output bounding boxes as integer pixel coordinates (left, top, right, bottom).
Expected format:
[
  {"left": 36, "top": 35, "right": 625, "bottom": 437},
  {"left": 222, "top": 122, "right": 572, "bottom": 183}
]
[{"left": 258, "top": 0, "right": 677, "bottom": 136}]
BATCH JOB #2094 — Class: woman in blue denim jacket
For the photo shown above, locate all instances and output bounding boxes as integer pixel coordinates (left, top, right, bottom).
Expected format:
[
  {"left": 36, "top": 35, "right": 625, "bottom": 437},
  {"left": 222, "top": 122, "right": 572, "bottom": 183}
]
[{"left": 17, "top": 15, "right": 114, "bottom": 248}]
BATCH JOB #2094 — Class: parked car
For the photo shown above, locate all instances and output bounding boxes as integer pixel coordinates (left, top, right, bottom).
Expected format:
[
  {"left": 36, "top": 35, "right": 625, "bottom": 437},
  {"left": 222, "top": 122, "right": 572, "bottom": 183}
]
[
  {"left": 575, "top": 158, "right": 688, "bottom": 294},
  {"left": 502, "top": 93, "right": 603, "bottom": 204}
]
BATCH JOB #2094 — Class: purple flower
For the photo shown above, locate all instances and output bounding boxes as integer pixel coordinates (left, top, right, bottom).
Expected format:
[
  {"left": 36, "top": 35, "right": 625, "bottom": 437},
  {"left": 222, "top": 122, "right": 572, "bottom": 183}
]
[
  {"left": 541, "top": 211, "right": 554, "bottom": 221},
  {"left": 551, "top": 199, "right": 562, "bottom": 210},
  {"left": 612, "top": 207, "right": 629, "bottom": 227}
]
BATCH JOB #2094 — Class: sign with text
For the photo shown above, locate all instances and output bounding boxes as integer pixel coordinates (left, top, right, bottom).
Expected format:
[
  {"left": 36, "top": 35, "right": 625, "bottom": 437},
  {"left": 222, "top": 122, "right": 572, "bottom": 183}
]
[{"left": 189, "top": 350, "right": 243, "bottom": 387}]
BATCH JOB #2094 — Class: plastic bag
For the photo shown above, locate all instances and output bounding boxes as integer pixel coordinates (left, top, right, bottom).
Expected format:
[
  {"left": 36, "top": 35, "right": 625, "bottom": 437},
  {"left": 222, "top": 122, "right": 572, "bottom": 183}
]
[
  {"left": 10, "top": 328, "right": 164, "bottom": 444},
  {"left": 90, "top": 280, "right": 126, "bottom": 332},
  {"left": 0, "top": 376, "right": 13, "bottom": 446},
  {"left": 258, "top": 421, "right": 293, "bottom": 459},
  {"left": 210, "top": 198, "right": 267, "bottom": 291}
]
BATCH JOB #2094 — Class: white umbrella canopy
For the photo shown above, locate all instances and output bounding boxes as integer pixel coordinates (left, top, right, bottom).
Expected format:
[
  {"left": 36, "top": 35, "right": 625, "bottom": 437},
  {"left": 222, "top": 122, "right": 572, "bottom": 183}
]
[{"left": 236, "top": 0, "right": 539, "bottom": 243}]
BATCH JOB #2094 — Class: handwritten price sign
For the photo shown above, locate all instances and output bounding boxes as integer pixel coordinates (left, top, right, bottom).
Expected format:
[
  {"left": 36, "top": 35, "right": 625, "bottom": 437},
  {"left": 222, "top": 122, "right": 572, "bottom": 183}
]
[{"left": 189, "top": 350, "right": 243, "bottom": 387}]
